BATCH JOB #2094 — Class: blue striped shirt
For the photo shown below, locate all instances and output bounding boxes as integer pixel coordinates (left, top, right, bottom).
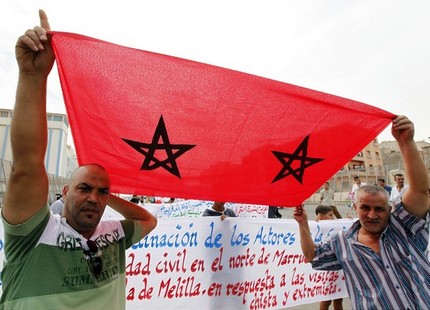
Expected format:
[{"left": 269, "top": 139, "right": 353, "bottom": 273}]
[{"left": 312, "top": 204, "right": 430, "bottom": 310}]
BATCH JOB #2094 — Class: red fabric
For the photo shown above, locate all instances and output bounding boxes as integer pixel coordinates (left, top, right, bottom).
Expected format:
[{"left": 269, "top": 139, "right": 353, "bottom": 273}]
[{"left": 50, "top": 31, "right": 395, "bottom": 207}]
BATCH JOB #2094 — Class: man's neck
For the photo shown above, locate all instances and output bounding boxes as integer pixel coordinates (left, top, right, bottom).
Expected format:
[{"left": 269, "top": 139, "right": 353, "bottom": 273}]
[
  {"left": 357, "top": 228, "right": 382, "bottom": 254},
  {"left": 64, "top": 217, "right": 97, "bottom": 239}
]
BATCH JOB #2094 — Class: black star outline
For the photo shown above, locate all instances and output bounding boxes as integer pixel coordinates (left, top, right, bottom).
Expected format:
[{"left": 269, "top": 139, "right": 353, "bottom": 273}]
[
  {"left": 122, "top": 115, "right": 195, "bottom": 179},
  {"left": 272, "top": 135, "right": 324, "bottom": 184}
]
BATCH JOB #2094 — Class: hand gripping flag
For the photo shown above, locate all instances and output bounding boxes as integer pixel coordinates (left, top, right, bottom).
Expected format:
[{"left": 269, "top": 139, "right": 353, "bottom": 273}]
[{"left": 50, "top": 32, "right": 394, "bottom": 207}]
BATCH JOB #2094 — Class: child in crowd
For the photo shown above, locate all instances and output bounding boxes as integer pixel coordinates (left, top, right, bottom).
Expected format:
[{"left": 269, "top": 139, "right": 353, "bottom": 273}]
[{"left": 315, "top": 205, "right": 335, "bottom": 221}]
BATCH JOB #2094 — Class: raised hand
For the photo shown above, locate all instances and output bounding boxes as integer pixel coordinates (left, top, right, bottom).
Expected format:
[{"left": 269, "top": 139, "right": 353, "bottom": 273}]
[
  {"left": 15, "top": 9, "right": 54, "bottom": 76},
  {"left": 293, "top": 205, "right": 308, "bottom": 223},
  {"left": 391, "top": 115, "right": 414, "bottom": 143}
]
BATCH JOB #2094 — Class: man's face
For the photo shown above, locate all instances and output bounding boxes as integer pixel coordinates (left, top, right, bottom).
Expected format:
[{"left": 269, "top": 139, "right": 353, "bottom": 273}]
[
  {"left": 354, "top": 191, "right": 390, "bottom": 235},
  {"left": 323, "top": 183, "right": 329, "bottom": 190},
  {"left": 395, "top": 176, "right": 405, "bottom": 186},
  {"left": 355, "top": 178, "right": 361, "bottom": 184},
  {"left": 63, "top": 165, "right": 110, "bottom": 235},
  {"left": 318, "top": 211, "right": 335, "bottom": 220},
  {"left": 378, "top": 180, "right": 385, "bottom": 187}
]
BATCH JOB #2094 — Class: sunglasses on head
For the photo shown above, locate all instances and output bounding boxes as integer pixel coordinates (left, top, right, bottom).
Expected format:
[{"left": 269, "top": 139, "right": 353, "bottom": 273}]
[{"left": 83, "top": 239, "right": 103, "bottom": 277}]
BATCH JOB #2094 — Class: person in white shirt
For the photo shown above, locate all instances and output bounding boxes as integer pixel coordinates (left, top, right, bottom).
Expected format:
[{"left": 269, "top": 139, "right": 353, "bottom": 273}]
[
  {"left": 49, "top": 197, "right": 64, "bottom": 215},
  {"left": 349, "top": 176, "right": 366, "bottom": 201},
  {"left": 320, "top": 182, "right": 335, "bottom": 207},
  {"left": 389, "top": 173, "right": 409, "bottom": 207}
]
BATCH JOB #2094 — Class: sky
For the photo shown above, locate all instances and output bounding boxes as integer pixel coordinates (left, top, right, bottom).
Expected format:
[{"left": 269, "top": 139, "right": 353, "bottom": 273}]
[{"left": 1, "top": 0, "right": 430, "bottom": 144}]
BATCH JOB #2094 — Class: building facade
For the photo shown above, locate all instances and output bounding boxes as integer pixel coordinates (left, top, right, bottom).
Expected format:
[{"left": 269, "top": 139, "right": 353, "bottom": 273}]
[
  {"left": 315, "top": 139, "right": 430, "bottom": 204},
  {"left": 0, "top": 108, "right": 77, "bottom": 178},
  {"left": 379, "top": 140, "right": 430, "bottom": 185},
  {"left": 328, "top": 138, "right": 385, "bottom": 193}
]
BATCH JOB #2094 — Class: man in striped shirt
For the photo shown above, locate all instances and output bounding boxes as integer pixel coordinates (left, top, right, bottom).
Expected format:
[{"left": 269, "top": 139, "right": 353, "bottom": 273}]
[{"left": 294, "top": 115, "right": 430, "bottom": 309}]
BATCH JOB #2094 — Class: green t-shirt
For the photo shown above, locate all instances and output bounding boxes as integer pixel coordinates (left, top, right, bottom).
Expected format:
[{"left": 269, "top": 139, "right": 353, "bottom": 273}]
[{"left": 0, "top": 207, "right": 143, "bottom": 310}]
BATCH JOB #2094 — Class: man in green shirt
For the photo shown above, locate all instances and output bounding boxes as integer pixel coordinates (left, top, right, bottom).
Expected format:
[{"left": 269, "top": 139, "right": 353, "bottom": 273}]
[{"left": 0, "top": 10, "right": 157, "bottom": 309}]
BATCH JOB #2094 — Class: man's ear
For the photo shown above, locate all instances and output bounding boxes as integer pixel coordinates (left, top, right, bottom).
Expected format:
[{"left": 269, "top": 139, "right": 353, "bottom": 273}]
[{"left": 62, "top": 185, "right": 69, "bottom": 197}]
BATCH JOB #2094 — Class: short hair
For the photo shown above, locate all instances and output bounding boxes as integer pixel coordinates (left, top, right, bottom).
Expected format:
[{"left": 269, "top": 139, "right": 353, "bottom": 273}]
[
  {"left": 354, "top": 184, "right": 390, "bottom": 207},
  {"left": 354, "top": 176, "right": 360, "bottom": 181},
  {"left": 378, "top": 178, "right": 385, "bottom": 183},
  {"left": 315, "top": 205, "right": 334, "bottom": 215}
]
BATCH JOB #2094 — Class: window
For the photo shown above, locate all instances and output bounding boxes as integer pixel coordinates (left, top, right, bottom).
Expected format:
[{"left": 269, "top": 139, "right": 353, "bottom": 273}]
[{"left": 0, "top": 111, "right": 10, "bottom": 118}]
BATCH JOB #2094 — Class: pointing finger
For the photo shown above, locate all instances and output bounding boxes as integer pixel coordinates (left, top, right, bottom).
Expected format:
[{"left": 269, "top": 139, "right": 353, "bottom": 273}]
[{"left": 39, "top": 9, "right": 51, "bottom": 31}]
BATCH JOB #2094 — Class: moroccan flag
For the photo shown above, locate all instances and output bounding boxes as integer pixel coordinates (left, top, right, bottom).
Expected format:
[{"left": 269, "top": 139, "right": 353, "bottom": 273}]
[{"left": 50, "top": 31, "right": 394, "bottom": 207}]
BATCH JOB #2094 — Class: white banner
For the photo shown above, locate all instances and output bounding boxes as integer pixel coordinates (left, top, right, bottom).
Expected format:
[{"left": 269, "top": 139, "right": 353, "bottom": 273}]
[
  {"left": 106, "top": 200, "right": 270, "bottom": 219},
  {"left": 0, "top": 213, "right": 352, "bottom": 309},
  {"left": 125, "top": 217, "right": 352, "bottom": 309}
]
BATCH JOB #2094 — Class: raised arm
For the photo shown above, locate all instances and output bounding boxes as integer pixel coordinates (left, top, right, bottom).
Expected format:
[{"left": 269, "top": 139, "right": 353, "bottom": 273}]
[
  {"left": 3, "top": 10, "right": 55, "bottom": 225},
  {"left": 108, "top": 194, "right": 157, "bottom": 237},
  {"left": 392, "top": 115, "right": 429, "bottom": 218},
  {"left": 293, "top": 205, "right": 316, "bottom": 262}
]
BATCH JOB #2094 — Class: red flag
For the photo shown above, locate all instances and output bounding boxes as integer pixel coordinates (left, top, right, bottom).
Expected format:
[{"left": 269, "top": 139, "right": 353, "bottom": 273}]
[{"left": 50, "top": 31, "right": 394, "bottom": 207}]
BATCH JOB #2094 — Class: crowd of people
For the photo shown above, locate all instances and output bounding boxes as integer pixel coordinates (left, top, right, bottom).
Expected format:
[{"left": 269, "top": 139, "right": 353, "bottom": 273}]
[{"left": 1, "top": 9, "right": 428, "bottom": 310}]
